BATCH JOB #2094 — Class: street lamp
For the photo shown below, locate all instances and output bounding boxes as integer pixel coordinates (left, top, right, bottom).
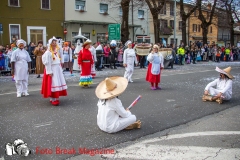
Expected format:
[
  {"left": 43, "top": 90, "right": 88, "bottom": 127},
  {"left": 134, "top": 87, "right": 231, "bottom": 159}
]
[{"left": 174, "top": 0, "right": 176, "bottom": 48}]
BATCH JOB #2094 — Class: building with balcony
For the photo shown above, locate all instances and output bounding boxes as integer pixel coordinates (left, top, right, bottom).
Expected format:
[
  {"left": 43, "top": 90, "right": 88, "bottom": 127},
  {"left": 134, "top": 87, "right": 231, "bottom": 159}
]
[
  {"left": 0, "top": 0, "right": 64, "bottom": 46},
  {"left": 188, "top": 4, "right": 218, "bottom": 45},
  {"left": 64, "top": 0, "right": 149, "bottom": 45},
  {"left": 148, "top": 1, "right": 183, "bottom": 45}
]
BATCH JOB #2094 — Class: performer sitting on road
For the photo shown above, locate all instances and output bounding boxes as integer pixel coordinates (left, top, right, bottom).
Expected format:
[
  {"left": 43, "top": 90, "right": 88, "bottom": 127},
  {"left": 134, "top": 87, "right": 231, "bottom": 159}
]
[
  {"left": 202, "top": 66, "right": 234, "bottom": 104},
  {"left": 96, "top": 77, "right": 141, "bottom": 133}
]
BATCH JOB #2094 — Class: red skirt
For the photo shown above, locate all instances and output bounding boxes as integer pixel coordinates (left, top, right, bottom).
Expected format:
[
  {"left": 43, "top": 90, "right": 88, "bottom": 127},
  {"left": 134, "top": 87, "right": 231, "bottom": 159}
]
[
  {"left": 41, "top": 69, "right": 67, "bottom": 98},
  {"left": 146, "top": 63, "right": 161, "bottom": 83},
  {"left": 81, "top": 62, "right": 92, "bottom": 76}
]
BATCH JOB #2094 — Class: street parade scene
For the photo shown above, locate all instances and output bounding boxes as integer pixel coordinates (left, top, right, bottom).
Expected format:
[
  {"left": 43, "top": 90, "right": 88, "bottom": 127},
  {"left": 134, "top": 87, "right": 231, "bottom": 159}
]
[{"left": 0, "top": 0, "right": 240, "bottom": 159}]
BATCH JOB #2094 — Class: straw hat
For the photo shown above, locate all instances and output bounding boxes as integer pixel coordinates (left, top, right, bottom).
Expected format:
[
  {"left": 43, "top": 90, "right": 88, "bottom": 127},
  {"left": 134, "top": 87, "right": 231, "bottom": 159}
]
[
  {"left": 83, "top": 39, "right": 92, "bottom": 47},
  {"left": 215, "top": 66, "right": 234, "bottom": 79},
  {"left": 16, "top": 39, "right": 26, "bottom": 47},
  {"left": 95, "top": 77, "right": 128, "bottom": 99}
]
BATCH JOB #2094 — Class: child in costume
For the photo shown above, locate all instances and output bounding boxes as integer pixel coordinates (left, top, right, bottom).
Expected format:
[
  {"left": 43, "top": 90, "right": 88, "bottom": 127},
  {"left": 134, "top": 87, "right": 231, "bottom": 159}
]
[{"left": 96, "top": 77, "right": 141, "bottom": 133}]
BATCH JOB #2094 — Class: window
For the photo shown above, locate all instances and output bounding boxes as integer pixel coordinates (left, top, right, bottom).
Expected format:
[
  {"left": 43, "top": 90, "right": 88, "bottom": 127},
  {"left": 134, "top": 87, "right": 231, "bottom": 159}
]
[
  {"left": 9, "top": 24, "right": 20, "bottom": 43},
  {"left": 198, "top": 24, "right": 201, "bottom": 32},
  {"left": 41, "top": 0, "right": 50, "bottom": 9},
  {"left": 170, "top": 3, "right": 174, "bottom": 16},
  {"left": 30, "top": 30, "right": 43, "bottom": 44},
  {"left": 119, "top": 6, "right": 122, "bottom": 16},
  {"left": 160, "top": 4, "right": 166, "bottom": 15},
  {"left": 170, "top": 38, "right": 177, "bottom": 45},
  {"left": 138, "top": 10, "right": 144, "bottom": 19},
  {"left": 179, "top": 21, "right": 182, "bottom": 30},
  {"left": 100, "top": 3, "right": 108, "bottom": 13},
  {"left": 170, "top": 20, "right": 174, "bottom": 29},
  {"left": 97, "top": 33, "right": 107, "bottom": 43},
  {"left": 192, "top": 24, "right": 197, "bottom": 32},
  {"left": 75, "top": 0, "right": 85, "bottom": 11},
  {"left": 9, "top": 0, "right": 19, "bottom": 6},
  {"left": 160, "top": 19, "right": 168, "bottom": 28},
  {"left": 209, "top": 26, "right": 212, "bottom": 33},
  {"left": 82, "top": 32, "right": 90, "bottom": 39}
]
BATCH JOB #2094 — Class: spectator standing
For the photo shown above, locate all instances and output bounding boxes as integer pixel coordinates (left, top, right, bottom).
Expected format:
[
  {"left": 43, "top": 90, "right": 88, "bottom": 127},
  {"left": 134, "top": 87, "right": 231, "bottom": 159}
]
[{"left": 34, "top": 41, "right": 45, "bottom": 78}]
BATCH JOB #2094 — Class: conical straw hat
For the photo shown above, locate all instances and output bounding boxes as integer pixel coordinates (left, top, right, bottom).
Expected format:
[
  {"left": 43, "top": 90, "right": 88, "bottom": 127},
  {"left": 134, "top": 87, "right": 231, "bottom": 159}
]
[
  {"left": 215, "top": 66, "right": 234, "bottom": 79},
  {"left": 95, "top": 77, "right": 128, "bottom": 99}
]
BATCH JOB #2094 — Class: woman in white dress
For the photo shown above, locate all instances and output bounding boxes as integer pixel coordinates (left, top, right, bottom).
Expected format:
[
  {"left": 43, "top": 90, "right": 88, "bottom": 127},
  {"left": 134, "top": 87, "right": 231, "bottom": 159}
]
[
  {"left": 123, "top": 40, "right": 138, "bottom": 82},
  {"left": 11, "top": 39, "right": 32, "bottom": 98},
  {"left": 202, "top": 66, "right": 234, "bottom": 104},
  {"left": 41, "top": 37, "right": 67, "bottom": 106},
  {"left": 96, "top": 76, "right": 141, "bottom": 133}
]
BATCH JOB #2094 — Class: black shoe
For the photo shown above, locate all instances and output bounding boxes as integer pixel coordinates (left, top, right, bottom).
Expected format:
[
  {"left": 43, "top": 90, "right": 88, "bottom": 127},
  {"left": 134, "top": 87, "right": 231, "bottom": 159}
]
[{"left": 37, "top": 75, "right": 40, "bottom": 78}]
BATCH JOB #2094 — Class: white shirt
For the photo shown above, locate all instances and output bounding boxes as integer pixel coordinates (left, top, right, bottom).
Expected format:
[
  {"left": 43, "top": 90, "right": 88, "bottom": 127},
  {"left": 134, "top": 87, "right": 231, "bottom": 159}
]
[
  {"left": 205, "top": 78, "right": 232, "bottom": 97},
  {"left": 97, "top": 98, "right": 132, "bottom": 133}
]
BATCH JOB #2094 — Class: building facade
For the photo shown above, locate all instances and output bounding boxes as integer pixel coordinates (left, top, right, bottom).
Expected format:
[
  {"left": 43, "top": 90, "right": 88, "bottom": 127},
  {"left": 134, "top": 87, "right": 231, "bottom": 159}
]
[
  {"left": 0, "top": 0, "right": 64, "bottom": 46},
  {"left": 64, "top": 0, "right": 149, "bottom": 45},
  {"left": 188, "top": 6, "right": 218, "bottom": 45}
]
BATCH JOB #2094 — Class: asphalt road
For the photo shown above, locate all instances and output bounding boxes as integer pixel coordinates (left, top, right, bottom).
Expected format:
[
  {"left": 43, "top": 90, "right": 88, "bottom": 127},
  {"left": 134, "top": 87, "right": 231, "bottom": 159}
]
[{"left": 0, "top": 62, "right": 239, "bottom": 160}]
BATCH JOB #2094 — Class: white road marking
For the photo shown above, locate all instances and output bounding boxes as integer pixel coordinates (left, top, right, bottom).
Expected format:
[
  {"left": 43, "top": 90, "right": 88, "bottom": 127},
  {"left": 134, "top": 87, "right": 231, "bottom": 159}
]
[
  {"left": 166, "top": 99, "right": 175, "bottom": 102},
  {"left": 34, "top": 121, "right": 53, "bottom": 128},
  {"left": 102, "top": 131, "right": 240, "bottom": 160}
]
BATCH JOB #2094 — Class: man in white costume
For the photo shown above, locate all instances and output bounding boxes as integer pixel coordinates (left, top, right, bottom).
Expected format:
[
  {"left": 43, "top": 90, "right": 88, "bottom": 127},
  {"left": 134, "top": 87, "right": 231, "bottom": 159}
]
[
  {"left": 202, "top": 66, "right": 234, "bottom": 104},
  {"left": 41, "top": 37, "right": 67, "bottom": 106},
  {"left": 96, "top": 77, "right": 141, "bottom": 133},
  {"left": 123, "top": 40, "right": 138, "bottom": 83},
  {"left": 11, "top": 39, "right": 32, "bottom": 97},
  {"left": 73, "top": 39, "right": 82, "bottom": 71},
  {"left": 89, "top": 43, "right": 97, "bottom": 78}
]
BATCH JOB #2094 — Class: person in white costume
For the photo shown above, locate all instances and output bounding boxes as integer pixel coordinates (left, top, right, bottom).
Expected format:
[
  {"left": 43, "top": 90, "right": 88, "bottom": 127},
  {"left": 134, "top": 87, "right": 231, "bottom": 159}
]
[
  {"left": 96, "top": 77, "right": 141, "bottom": 133},
  {"left": 123, "top": 40, "right": 138, "bottom": 83},
  {"left": 11, "top": 39, "right": 32, "bottom": 98},
  {"left": 202, "top": 66, "right": 234, "bottom": 104},
  {"left": 73, "top": 39, "right": 82, "bottom": 71},
  {"left": 41, "top": 37, "right": 68, "bottom": 106},
  {"left": 62, "top": 42, "right": 73, "bottom": 73},
  {"left": 89, "top": 44, "right": 97, "bottom": 78}
]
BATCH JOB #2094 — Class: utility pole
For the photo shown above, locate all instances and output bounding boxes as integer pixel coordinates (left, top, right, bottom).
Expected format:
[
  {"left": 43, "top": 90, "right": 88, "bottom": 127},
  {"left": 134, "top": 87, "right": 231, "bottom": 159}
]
[
  {"left": 132, "top": 0, "right": 134, "bottom": 41},
  {"left": 174, "top": 0, "right": 176, "bottom": 48}
]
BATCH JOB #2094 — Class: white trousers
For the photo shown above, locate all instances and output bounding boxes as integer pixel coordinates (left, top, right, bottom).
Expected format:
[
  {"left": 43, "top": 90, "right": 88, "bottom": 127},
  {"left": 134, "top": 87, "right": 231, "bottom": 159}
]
[
  {"left": 15, "top": 80, "right": 28, "bottom": 94},
  {"left": 124, "top": 63, "right": 134, "bottom": 82},
  {"left": 110, "top": 115, "right": 136, "bottom": 133},
  {"left": 208, "top": 87, "right": 231, "bottom": 100}
]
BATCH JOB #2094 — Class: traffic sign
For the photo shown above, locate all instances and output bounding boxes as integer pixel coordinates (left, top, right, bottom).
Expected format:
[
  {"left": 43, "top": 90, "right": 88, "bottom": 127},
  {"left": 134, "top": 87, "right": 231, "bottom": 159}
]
[{"left": 108, "top": 24, "right": 121, "bottom": 40}]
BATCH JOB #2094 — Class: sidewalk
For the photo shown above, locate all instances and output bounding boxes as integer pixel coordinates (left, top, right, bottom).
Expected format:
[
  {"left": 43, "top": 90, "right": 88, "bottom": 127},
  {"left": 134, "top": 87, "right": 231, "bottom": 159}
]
[{"left": 69, "top": 105, "right": 240, "bottom": 160}]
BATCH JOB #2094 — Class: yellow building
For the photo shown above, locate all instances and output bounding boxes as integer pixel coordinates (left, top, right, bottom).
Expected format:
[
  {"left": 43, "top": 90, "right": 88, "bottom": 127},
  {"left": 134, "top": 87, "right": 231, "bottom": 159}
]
[{"left": 188, "top": 5, "right": 218, "bottom": 45}]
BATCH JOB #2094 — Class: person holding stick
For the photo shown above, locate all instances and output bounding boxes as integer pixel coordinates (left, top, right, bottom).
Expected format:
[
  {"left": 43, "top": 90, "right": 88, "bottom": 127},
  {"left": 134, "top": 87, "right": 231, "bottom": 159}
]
[{"left": 96, "top": 77, "right": 141, "bottom": 133}]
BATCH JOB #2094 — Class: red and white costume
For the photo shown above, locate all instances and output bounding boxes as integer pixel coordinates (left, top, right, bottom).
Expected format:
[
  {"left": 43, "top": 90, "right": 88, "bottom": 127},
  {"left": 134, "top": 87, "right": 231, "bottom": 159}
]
[{"left": 41, "top": 37, "right": 67, "bottom": 104}]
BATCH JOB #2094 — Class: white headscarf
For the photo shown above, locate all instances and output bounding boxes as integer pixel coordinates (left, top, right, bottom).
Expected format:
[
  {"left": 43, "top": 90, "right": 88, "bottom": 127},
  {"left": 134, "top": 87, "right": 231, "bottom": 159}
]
[
  {"left": 48, "top": 36, "right": 57, "bottom": 45},
  {"left": 16, "top": 39, "right": 26, "bottom": 47},
  {"left": 125, "top": 40, "right": 132, "bottom": 47}
]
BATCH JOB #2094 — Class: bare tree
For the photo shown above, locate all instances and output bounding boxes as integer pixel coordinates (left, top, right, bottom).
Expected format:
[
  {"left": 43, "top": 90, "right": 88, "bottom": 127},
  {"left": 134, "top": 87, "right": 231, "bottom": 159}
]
[
  {"left": 145, "top": 0, "right": 166, "bottom": 43},
  {"left": 121, "top": 0, "right": 131, "bottom": 43},
  {"left": 197, "top": 0, "right": 218, "bottom": 44},
  {"left": 180, "top": 0, "right": 198, "bottom": 46},
  {"left": 218, "top": 0, "right": 240, "bottom": 46}
]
